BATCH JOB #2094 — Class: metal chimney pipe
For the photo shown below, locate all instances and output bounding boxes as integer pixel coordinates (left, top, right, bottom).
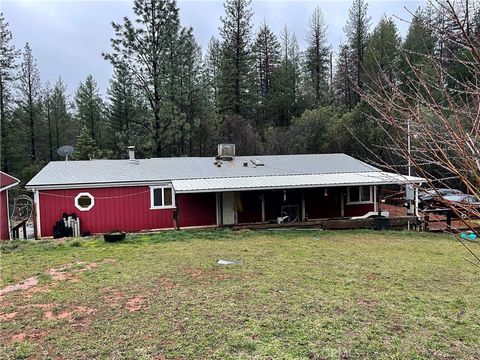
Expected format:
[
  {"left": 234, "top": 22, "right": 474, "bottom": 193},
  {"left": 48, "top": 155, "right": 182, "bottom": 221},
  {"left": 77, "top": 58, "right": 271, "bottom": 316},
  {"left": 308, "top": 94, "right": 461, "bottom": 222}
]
[{"left": 127, "top": 146, "right": 135, "bottom": 161}]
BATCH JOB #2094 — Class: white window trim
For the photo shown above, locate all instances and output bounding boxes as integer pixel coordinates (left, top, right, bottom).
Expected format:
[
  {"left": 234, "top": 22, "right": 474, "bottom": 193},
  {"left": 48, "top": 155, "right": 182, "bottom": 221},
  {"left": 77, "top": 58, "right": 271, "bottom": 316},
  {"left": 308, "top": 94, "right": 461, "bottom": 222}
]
[
  {"left": 75, "top": 192, "right": 95, "bottom": 211},
  {"left": 150, "top": 186, "right": 176, "bottom": 210},
  {"left": 346, "top": 186, "right": 373, "bottom": 205}
]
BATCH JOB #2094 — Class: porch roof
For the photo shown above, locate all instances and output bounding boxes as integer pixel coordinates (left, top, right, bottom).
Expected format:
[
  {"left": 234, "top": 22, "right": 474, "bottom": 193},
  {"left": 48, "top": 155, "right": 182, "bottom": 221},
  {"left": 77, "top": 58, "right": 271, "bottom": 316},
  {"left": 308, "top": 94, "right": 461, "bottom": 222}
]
[{"left": 172, "top": 171, "right": 424, "bottom": 193}]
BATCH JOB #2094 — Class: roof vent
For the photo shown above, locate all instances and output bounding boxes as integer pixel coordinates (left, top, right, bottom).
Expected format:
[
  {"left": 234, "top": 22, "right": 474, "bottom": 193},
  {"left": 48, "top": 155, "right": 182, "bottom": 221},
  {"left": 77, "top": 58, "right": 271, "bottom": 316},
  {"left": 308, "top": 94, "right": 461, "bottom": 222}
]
[
  {"left": 127, "top": 146, "right": 138, "bottom": 164},
  {"left": 218, "top": 144, "right": 235, "bottom": 161},
  {"left": 250, "top": 159, "right": 264, "bottom": 166}
]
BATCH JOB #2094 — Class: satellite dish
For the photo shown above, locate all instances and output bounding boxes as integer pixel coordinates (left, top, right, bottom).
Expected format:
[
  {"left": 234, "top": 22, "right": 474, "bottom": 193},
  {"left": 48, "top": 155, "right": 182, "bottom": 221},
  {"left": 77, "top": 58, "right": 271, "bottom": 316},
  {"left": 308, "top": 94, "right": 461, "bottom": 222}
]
[{"left": 57, "top": 145, "right": 75, "bottom": 161}]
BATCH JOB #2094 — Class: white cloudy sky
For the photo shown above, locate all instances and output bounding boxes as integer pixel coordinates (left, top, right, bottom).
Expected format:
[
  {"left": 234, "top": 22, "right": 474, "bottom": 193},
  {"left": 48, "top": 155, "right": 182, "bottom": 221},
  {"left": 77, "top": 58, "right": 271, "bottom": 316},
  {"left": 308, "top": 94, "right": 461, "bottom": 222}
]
[{"left": 3, "top": 0, "right": 425, "bottom": 95}]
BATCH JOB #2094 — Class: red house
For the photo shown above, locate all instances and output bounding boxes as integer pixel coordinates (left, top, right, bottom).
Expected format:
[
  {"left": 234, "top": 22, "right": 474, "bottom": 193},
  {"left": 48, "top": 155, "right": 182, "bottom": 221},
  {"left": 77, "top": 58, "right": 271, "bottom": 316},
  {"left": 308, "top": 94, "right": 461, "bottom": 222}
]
[
  {"left": 26, "top": 146, "right": 423, "bottom": 238},
  {"left": 1, "top": 171, "right": 20, "bottom": 240}
]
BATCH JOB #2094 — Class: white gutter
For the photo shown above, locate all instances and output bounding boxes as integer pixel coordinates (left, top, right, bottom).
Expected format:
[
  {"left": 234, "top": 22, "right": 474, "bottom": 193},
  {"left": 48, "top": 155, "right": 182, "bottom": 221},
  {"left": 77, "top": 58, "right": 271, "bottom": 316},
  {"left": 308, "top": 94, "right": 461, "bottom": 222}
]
[
  {"left": 172, "top": 173, "right": 425, "bottom": 194},
  {"left": 25, "top": 180, "right": 171, "bottom": 191},
  {"left": 1, "top": 181, "right": 20, "bottom": 193}
]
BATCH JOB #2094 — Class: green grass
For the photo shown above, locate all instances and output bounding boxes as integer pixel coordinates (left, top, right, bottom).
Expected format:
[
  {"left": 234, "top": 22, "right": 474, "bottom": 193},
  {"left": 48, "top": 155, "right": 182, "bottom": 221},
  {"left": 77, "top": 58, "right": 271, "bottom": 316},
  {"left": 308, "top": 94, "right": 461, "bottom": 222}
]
[{"left": 1, "top": 229, "right": 479, "bottom": 359}]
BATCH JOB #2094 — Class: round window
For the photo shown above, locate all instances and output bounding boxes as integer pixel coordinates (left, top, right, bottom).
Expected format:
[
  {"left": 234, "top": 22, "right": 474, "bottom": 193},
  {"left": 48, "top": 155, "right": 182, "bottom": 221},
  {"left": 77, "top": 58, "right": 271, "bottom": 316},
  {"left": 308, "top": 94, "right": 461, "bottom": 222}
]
[{"left": 75, "top": 192, "right": 95, "bottom": 211}]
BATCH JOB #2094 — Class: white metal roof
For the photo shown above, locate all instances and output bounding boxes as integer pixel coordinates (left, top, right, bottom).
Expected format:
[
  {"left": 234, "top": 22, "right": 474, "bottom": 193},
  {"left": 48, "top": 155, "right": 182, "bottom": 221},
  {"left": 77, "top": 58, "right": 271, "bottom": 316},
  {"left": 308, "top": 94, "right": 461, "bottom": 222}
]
[
  {"left": 172, "top": 172, "right": 424, "bottom": 193},
  {"left": 26, "top": 153, "right": 426, "bottom": 191},
  {"left": 26, "top": 153, "right": 379, "bottom": 189}
]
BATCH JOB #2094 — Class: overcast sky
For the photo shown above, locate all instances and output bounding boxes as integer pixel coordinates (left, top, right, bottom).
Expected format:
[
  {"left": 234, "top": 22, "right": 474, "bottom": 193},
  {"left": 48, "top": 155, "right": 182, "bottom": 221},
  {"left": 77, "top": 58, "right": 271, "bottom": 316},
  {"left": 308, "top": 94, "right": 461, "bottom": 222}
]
[{"left": 3, "top": 0, "right": 425, "bottom": 95}]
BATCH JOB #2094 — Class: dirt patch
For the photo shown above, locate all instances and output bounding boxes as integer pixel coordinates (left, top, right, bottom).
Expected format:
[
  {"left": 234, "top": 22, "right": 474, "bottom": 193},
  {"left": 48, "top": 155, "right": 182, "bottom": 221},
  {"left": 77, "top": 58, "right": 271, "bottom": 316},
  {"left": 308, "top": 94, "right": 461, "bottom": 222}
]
[
  {"left": 367, "top": 273, "right": 379, "bottom": 281},
  {"left": 9, "top": 329, "right": 48, "bottom": 344},
  {"left": 215, "top": 273, "right": 230, "bottom": 280},
  {"left": 44, "top": 310, "right": 73, "bottom": 322},
  {"left": 43, "top": 306, "right": 96, "bottom": 322},
  {"left": 11, "top": 333, "right": 26, "bottom": 342},
  {"left": 0, "top": 311, "right": 17, "bottom": 321},
  {"left": 0, "top": 259, "right": 117, "bottom": 296},
  {"left": 356, "top": 298, "right": 377, "bottom": 308},
  {"left": 159, "top": 278, "right": 178, "bottom": 290},
  {"left": 125, "top": 297, "right": 146, "bottom": 312},
  {"left": 47, "top": 261, "right": 99, "bottom": 281},
  {"left": 189, "top": 269, "right": 204, "bottom": 279},
  {"left": 30, "top": 303, "right": 57, "bottom": 310},
  {"left": 75, "top": 306, "right": 96, "bottom": 315},
  {"left": 0, "top": 276, "right": 38, "bottom": 296},
  {"left": 102, "top": 289, "right": 125, "bottom": 307}
]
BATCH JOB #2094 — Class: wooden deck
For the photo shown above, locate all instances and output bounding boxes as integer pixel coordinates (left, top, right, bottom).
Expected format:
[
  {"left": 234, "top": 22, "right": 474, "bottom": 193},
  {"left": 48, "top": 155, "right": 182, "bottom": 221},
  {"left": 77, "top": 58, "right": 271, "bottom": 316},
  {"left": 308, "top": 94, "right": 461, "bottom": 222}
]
[{"left": 232, "top": 216, "right": 419, "bottom": 231}]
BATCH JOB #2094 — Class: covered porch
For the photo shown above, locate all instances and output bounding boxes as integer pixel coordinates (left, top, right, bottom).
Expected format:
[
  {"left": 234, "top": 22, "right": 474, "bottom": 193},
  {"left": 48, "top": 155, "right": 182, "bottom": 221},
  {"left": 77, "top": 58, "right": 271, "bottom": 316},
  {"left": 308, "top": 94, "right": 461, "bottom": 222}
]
[{"left": 172, "top": 171, "right": 424, "bottom": 229}]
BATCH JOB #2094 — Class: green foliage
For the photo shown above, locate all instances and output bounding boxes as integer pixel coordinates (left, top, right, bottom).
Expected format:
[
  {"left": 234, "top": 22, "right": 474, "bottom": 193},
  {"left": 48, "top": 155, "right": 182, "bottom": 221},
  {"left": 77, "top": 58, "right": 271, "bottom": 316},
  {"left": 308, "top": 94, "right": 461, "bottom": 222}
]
[
  {"left": 344, "top": 0, "right": 371, "bottom": 103},
  {"left": 106, "top": 66, "right": 146, "bottom": 158},
  {"left": 103, "top": 0, "right": 194, "bottom": 157},
  {"left": 268, "top": 26, "right": 304, "bottom": 127},
  {"left": 333, "top": 44, "right": 355, "bottom": 110},
  {"left": 304, "top": 6, "right": 331, "bottom": 106},
  {"left": 73, "top": 126, "right": 100, "bottom": 160},
  {"left": 219, "top": 114, "right": 261, "bottom": 155},
  {"left": 17, "top": 43, "right": 42, "bottom": 163},
  {"left": 218, "top": 0, "right": 255, "bottom": 118},
  {"left": 75, "top": 74, "right": 105, "bottom": 145},
  {"left": 289, "top": 106, "right": 339, "bottom": 153},
  {"left": 398, "top": 8, "right": 436, "bottom": 94},
  {"left": 364, "top": 16, "right": 401, "bottom": 91},
  {"left": 0, "top": 13, "right": 19, "bottom": 174},
  {"left": 252, "top": 21, "right": 280, "bottom": 129}
]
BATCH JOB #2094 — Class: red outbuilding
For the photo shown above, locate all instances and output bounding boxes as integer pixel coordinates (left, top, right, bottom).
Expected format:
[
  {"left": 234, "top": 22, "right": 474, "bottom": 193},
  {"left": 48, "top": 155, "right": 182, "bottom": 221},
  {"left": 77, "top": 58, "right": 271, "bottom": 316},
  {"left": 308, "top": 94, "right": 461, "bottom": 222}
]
[
  {"left": 1, "top": 171, "right": 20, "bottom": 240},
  {"left": 26, "top": 145, "right": 424, "bottom": 238}
]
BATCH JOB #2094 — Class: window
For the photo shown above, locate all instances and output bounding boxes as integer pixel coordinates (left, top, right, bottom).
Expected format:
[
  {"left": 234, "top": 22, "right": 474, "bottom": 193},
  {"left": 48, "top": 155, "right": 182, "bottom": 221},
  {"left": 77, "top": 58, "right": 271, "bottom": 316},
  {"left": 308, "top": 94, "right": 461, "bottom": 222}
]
[
  {"left": 150, "top": 186, "right": 175, "bottom": 209},
  {"left": 347, "top": 186, "right": 373, "bottom": 204},
  {"left": 75, "top": 192, "right": 95, "bottom": 211}
]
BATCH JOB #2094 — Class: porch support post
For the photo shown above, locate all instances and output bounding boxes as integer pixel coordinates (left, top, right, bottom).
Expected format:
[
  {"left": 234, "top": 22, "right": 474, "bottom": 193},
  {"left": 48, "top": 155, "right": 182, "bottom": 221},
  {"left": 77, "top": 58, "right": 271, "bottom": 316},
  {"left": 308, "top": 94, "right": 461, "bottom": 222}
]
[
  {"left": 301, "top": 191, "right": 306, "bottom": 222},
  {"left": 261, "top": 193, "right": 266, "bottom": 223},
  {"left": 34, "top": 189, "right": 41, "bottom": 239},
  {"left": 340, "top": 188, "right": 345, "bottom": 217},
  {"left": 174, "top": 194, "right": 180, "bottom": 230},
  {"left": 377, "top": 185, "right": 382, "bottom": 216}
]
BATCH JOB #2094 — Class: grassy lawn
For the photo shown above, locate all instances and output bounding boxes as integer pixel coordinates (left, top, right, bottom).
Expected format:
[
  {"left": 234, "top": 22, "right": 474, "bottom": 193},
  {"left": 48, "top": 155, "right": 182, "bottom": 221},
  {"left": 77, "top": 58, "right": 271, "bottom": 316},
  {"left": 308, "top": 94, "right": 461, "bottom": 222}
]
[{"left": 1, "top": 230, "right": 479, "bottom": 359}]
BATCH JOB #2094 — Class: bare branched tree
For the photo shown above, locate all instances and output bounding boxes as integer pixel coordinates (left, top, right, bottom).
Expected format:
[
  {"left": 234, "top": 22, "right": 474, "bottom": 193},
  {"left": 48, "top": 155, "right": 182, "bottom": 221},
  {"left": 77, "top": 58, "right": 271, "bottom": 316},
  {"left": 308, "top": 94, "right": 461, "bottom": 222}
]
[{"left": 358, "top": 0, "right": 479, "bottom": 264}]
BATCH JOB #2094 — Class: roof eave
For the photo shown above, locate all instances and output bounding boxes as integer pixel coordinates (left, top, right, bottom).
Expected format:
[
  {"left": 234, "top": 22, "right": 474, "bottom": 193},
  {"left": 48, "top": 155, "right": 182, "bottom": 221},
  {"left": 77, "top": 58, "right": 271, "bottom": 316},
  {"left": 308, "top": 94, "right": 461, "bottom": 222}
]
[{"left": 0, "top": 181, "right": 20, "bottom": 192}]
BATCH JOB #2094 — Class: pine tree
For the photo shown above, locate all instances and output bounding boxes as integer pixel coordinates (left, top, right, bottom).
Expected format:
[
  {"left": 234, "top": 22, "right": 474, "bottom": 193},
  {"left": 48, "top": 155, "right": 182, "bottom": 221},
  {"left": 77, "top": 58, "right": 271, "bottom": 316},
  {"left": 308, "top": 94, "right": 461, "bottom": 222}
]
[
  {"left": 107, "top": 66, "right": 146, "bottom": 158},
  {"left": 42, "top": 82, "right": 55, "bottom": 161},
  {"left": 304, "top": 6, "right": 330, "bottom": 106},
  {"left": 398, "top": 8, "right": 436, "bottom": 94},
  {"left": 17, "top": 43, "right": 41, "bottom": 163},
  {"left": 252, "top": 21, "right": 280, "bottom": 128},
  {"left": 50, "top": 77, "right": 74, "bottom": 156},
  {"left": 364, "top": 16, "right": 401, "bottom": 91},
  {"left": 75, "top": 75, "right": 104, "bottom": 145},
  {"left": 344, "top": 0, "right": 371, "bottom": 104},
  {"left": 176, "top": 29, "right": 203, "bottom": 155},
  {"left": 268, "top": 26, "right": 303, "bottom": 127},
  {"left": 218, "top": 0, "right": 254, "bottom": 118},
  {"left": 333, "top": 44, "right": 354, "bottom": 110},
  {"left": 205, "top": 37, "right": 222, "bottom": 108},
  {"left": 103, "top": 0, "right": 191, "bottom": 157},
  {"left": 0, "top": 13, "right": 19, "bottom": 172},
  {"left": 74, "top": 126, "right": 100, "bottom": 160}
]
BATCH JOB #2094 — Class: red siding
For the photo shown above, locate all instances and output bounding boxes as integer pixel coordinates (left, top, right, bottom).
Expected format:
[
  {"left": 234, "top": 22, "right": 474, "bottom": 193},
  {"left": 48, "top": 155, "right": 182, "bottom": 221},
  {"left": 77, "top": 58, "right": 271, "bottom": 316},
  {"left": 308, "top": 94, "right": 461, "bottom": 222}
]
[
  {"left": 39, "top": 186, "right": 176, "bottom": 237},
  {"left": 177, "top": 193, "right": 216, "bottom": 227},
  {"left": 344, "top": 203, "right": 375, "bottom": 217},
  {"left": 1, "top": 191, "right": 9, "bottom": 240},
  {"left": 0, "top": 171, "right": 18, "bottom": 189}
]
